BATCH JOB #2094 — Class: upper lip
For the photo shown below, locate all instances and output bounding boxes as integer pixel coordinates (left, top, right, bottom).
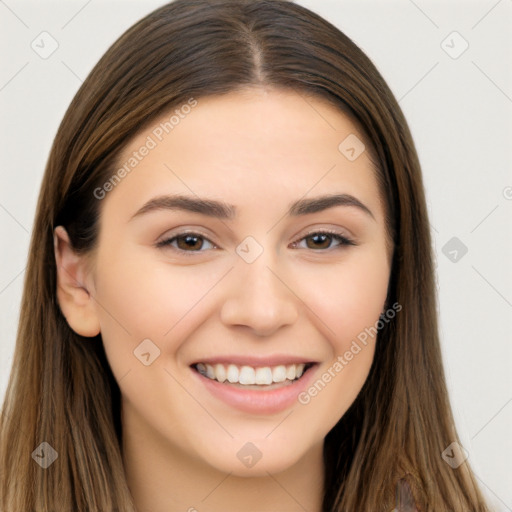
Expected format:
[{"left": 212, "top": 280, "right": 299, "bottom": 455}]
[{"left": 190, "top": 355, "right": 318, "bottom": 367}]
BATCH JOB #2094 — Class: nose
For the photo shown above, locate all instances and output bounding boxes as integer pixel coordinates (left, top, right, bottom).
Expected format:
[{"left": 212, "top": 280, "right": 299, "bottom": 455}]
[{"left": 220, "top": 254, "right": 299, "bottom": 337}]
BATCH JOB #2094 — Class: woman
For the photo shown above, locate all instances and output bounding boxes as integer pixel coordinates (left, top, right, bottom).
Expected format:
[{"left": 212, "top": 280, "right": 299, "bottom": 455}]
[{"left": 0, "top": 0, "right": 491, "bottom": 510}]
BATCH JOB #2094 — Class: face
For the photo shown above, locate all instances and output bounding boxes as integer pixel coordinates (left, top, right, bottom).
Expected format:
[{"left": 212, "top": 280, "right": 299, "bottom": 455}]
[{"left": 82, "top": 88, "right": 391, "bottom": 476}]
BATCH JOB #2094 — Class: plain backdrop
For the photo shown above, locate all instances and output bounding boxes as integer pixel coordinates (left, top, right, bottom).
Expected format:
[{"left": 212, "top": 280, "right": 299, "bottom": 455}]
[{"left": 1, "top": 0, "right": 511, "bottom": 510}]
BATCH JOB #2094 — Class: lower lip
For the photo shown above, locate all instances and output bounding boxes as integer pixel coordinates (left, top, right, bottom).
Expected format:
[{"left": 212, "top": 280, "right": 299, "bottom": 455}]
[{"left": 191, "top": 364, "right": 318, "bottom": 414}]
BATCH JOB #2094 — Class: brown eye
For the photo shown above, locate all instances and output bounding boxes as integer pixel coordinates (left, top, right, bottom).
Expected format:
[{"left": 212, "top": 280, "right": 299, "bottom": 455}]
[
  {"left": 293, "top": 231, "right": 355, "bottom": 251},
  {"left": 305, "top": 233, "right": 332, "bottom": 249},
  {"left": 176, "top": 234, "right": 204, "bottom": 251},
  {"left": 156, "top": 232, "right": 216, "bottom": 253}
]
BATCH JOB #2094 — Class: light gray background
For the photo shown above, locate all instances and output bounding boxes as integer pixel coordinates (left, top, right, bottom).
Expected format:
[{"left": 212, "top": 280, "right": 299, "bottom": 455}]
[{"left": 1, "top": 0, "right": 511, "bottom": 510}]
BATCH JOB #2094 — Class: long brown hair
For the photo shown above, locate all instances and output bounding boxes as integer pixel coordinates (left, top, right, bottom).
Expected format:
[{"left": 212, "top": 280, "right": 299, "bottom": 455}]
[{"left": 0, "top": 1, "right": 490, "bottom": 510}]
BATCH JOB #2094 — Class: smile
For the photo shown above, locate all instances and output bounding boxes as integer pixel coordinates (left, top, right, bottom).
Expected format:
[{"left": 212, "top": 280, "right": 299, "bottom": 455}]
[
  {"left": 194, "top": 362, "right": 314, "bottom": 386},
  {"left": 190, "top": 356, "right": 319, "bottom": 413}
]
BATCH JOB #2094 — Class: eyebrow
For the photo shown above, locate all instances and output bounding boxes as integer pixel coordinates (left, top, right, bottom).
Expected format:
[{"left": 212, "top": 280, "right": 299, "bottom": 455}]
[{"left": 130, "top": 193, "right": 375, "bottom": 221}]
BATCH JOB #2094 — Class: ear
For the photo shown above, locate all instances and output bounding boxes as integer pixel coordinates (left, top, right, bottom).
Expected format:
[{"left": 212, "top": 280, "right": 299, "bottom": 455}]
[{"left": 53, "top": 225, "right": 101, "bottom": 337}]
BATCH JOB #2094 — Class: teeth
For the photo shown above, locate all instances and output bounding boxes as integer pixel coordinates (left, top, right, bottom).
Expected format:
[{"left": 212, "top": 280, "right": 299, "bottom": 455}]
[
  {"left": 272, "top": 365, "right": 287, "bottom": 383},
  {"left": 206, "top": 364, "right": 215, "bottom": 380},
  {"left": 196, "top": 362, "right": 308, "bottom": 385},
  {"left": 227, "top": 364, "right": 239, "bottom": 383},
  {"left": 239, "top": 366, "right": 255, "bottom": 385},
  {"left": 215, "top": 364, "right": 227, "bottom": 383},
  {"left": 255, "top": 367, "right": 273, "bottom": 385}
]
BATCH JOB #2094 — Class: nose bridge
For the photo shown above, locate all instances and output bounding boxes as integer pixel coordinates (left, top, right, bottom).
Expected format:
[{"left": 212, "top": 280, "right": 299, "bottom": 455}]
[
  {"left": 240, "top": 254, "right": 281, "bottom": 302},
  {"left": 219, "top": 240, "right": 299, "bottom": 335}
]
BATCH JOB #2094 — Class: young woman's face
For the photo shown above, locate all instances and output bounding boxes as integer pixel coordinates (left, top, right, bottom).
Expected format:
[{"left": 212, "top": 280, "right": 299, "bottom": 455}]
[{"left": 86, "top": 88, "right": 391, "bottom": 476}]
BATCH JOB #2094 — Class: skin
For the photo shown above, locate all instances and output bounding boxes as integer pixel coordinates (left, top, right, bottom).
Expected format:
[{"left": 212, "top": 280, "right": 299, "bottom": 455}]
[{"left": 54, "top": 87, "right": 392, "bottom": 512}]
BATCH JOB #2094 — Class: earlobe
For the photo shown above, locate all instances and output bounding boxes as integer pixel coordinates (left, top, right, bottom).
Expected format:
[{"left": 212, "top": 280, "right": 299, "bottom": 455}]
[{"left": 53, "top": 226, "right": 101, "bottom": 337}]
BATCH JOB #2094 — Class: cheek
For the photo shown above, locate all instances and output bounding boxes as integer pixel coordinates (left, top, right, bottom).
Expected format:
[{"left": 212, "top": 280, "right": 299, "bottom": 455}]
[
  {"left": 92, "top": 250, "right": 228, "bottom": 369},
  {"left": 294, "top": 253, "right": 389, "bottom": 430},
  {"left": 301, "top": 250, "right": 390, "bottom": 351}
]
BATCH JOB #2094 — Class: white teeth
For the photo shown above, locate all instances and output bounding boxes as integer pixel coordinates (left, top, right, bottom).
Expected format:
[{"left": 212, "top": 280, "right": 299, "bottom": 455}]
[
  {"left": 227, "top": 364, "right": 239, "bottom": 383},
  {"left": 206, "top": 364, "right": 215, "bottom": 379},
  {"left": 239, "top": 366, "right": 256, "bottom": 385},
  {"left": 215, "top": 364, "right": 227, "bottom": 383},
  {"left": 196, "top": 362, "right": 310, "bottom": 385},
  {"left": 272, "top": 365, "right": 287, "bottom": 383},
  {"left": 255, "top": 367, "right": 273, "bottom": 385},
  {"left": 286, "top": 364, "right": 296, "bottom": 380}
]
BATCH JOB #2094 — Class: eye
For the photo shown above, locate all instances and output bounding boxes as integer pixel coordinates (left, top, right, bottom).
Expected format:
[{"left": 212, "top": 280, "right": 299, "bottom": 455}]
[
  {"left": 291, "top": 230, "right": 355, "bottom": 251},
  {"left": 156, "top": 229, "right": 355, "bottom": 255},
  {"left": 156, "top": 232, "right": 216, "bottom": 253}
]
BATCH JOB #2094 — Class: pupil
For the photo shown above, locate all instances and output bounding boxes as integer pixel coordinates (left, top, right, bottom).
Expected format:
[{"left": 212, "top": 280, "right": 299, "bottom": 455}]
[
  {"left": 308, "top": 234, "right": 330, "bottom": 249},
  {"left": 179, "top": 235, "right": 202, "bottom": 250}
]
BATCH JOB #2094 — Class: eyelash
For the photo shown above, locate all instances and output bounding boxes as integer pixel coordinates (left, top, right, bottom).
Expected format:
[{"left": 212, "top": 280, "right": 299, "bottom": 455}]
[{"left": 155, "top": 229, "right": 355, "bottom": 255}]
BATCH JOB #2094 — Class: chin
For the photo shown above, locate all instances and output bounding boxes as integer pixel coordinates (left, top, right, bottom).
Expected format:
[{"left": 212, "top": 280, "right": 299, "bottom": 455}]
[{"left": 202, "top": 440, "right": 313, "bottom": 477}]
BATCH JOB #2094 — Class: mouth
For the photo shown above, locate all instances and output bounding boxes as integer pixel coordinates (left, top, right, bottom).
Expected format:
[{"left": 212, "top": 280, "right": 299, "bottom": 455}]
[
  {"left": 191, "top": 361, "right": 316, "bottom": 390},
  {"left": 190, "top": 358, "right": 319, "bottom": 414}
]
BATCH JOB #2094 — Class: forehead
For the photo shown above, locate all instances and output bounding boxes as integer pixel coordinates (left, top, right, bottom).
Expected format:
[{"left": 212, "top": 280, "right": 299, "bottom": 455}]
[{"left": 108, "top": 88, "right": 383, "bottom": 218}]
